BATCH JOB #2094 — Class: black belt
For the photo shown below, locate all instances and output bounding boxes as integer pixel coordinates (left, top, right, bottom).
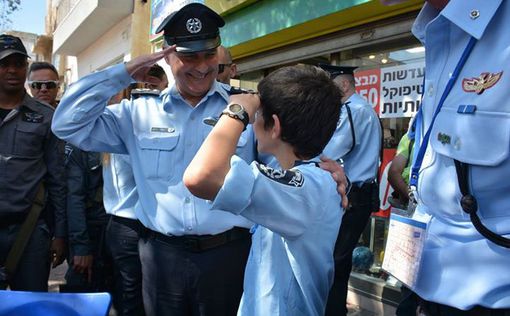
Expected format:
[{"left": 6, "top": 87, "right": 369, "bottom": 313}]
[
  {"left": 111, "top": 215, "right": 144, "bottom": 233},
  {"left": 147, "top": 227, "right": 251, "bottom": 253},
  {"left": 347, "top": 180, "right": 379, "bottom": 212},
  {"left": 420, "top": 299, "right": 510, "bottom": 316}
]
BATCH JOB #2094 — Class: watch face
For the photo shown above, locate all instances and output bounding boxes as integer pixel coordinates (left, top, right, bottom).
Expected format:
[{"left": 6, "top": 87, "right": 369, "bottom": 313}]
[{"left": 229, "top": 103, "right": 243, "bottom": 113}]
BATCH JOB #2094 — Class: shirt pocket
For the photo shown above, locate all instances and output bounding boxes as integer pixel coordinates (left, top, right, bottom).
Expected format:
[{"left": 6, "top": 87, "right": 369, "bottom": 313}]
[
  {"left": 430, "top": 107, "right": 510, "bottom": 166},
  {"left": 430, "top": 107, "right": 510, "bottom": 220},
  {"left": 138, "top": 133, "right": 180, "bottom": 180},
  {"left": 14, "top": 122, "right": 46, "bottom": 157}
]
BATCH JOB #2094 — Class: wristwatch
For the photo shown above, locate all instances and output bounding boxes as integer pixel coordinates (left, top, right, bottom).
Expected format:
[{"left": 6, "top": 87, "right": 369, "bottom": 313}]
[{"left": 220, "top": 103, "right": 249, "bottom": 130}]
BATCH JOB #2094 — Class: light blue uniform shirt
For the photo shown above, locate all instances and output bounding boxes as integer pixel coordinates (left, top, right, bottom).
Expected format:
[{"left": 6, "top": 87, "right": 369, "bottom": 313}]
[
  {"left": 102, "top": 153, "right": 138, "bottom": 220},
  {"left": 212, "top": 156, "right": 342, "bottom": 316},
  {"left": 412, "top": 0, "right": 510, "bottom": 309},
  {"left": 322, "top": 93, "right": 381, "bottom": 183},
  {"left": 52, "top": 64, "right": 256, "bottom": 235}
]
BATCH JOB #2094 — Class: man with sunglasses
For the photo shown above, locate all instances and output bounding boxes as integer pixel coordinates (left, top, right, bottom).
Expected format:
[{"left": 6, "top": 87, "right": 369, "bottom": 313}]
[
  {"left": 216, "top": 45, "right": 237, "bottom": 84},
  {"left": 0, "top": 34, "right": 66, "bottom": 291},
  {"left": 28, "top": 62, "right": 60, "bottom": 108}
]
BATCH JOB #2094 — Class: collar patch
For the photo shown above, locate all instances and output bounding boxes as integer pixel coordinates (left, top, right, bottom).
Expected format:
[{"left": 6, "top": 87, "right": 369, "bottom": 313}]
[
  {"left": 462, "top": 71, "right": 503, "bottom": 94},
  {"left": 257, "top": 164, "right": 305, "bottom": 187}
]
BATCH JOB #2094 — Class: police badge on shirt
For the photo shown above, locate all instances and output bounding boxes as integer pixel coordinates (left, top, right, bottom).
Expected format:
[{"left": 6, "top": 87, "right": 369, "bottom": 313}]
[{"left": 257, "top": 163, "right": 305, "bottom": 187}]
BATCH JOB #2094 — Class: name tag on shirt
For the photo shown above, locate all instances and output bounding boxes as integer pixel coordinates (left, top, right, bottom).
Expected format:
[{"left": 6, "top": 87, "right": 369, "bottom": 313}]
[
  {"left": 151, "top": 127, "right": 175, "bottom": 133},
  {"left": 382, "top": 213, "right": 427, "bottom": 289}
]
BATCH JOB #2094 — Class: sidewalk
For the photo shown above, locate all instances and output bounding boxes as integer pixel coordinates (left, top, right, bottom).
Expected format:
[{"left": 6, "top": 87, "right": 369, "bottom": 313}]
[{"left": 348, "top": 303, "right": 377, "bottom": 316}]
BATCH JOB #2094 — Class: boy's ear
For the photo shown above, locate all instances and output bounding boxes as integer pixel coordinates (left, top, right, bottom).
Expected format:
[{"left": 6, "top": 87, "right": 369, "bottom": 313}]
[{"left": 271, "top": 114, "right": 281, "bottom": 140}]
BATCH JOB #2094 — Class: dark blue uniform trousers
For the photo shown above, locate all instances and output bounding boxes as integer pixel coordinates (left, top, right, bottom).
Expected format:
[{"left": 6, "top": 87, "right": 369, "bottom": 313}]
[
  {"left": 106, "top": 215, "right": 145, "bottom": 316},
  {"left": 139, "top": 229, "right": 251, "bottom": 316},
  {"left": 0, "top": 222, "right": 51, "bottom": 291}
]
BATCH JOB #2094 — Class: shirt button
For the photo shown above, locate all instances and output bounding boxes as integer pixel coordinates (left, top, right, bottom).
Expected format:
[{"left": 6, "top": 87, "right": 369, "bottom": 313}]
[
  {"left": 187, "top": 226, "right": 193, "bottom": 231},
  {"left": 427, "top": 85, "right": 434, "bottom": 97},
  {"left": 470, "top": 9, "right": 480, "bottom": 20},
  {"left": 184, "top": 197, "right": 191, "bottom": 203}
]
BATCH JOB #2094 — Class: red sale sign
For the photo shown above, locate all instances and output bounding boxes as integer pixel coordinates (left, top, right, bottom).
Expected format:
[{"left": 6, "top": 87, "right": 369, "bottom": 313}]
[{"left": 355, "top": 68, "right": 381, "bottom": 114}]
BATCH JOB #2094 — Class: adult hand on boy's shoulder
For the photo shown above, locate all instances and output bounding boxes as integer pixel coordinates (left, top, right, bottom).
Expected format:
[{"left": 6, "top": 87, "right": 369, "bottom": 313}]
[{"left": 319, "top": 156, "right": 349, "bottom": 209}]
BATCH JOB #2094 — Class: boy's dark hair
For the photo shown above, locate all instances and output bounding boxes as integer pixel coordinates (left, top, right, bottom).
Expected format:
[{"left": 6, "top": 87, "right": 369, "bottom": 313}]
[
  {"left": 147, "top": 64, "right": 166, "bottom": 80},
  {"left": 257, "top": 65, "right": 342, "bottom": 160},
  {"left": 28, "top": 61, "right": 59, "bottom": 78}
]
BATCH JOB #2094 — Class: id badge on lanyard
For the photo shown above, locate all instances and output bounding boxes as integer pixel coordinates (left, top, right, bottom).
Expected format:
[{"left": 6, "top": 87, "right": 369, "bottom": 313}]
[
  {"left": 383, "top": 37, "right": 477, "bottom": 289},
  {"left": 382, "top": 214, "right": 427, "bottom": 289}
]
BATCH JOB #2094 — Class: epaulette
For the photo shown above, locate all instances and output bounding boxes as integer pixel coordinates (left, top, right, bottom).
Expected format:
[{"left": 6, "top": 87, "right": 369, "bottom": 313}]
[
  {"left": 228, "top": 86, "right": 256, "bottom": 96},
  {"left": 130, "top": 88, "right": 161, "bottom": 99}
]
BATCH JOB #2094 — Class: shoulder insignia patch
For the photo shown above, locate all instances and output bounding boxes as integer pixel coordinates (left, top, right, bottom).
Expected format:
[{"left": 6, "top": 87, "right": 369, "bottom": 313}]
[
  {"left": 22, "top": 111, "right": 44, "bottom": 123},
  {"left": 257, "top": 164, "right": 305, "bottom": 187}
]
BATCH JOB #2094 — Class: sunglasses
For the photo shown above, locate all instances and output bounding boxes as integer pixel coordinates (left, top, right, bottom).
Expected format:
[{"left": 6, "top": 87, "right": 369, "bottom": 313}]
[
  {"left": 28, "top": 80, "right": 59, "bottom": 90},
  {"left": 218, "top": 63, "right": 232, "bottom": 74}
]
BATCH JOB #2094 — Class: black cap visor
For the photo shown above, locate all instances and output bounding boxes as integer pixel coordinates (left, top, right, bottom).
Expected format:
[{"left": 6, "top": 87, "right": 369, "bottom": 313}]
[
  {"left": 168, "top": 36, "right": 221, "bottom": 53},
  {"left": 0, "top": 49, "right": 29, "bottom": 61}
]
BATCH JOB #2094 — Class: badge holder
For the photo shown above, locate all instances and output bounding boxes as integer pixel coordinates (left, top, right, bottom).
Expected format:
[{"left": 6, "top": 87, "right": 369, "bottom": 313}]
[{"left": 382, "top": 213, "right": 427, "bottom": 289}]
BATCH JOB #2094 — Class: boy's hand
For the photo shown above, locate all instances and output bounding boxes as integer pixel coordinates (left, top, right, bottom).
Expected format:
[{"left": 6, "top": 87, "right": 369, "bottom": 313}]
[{"left": 229, "top": 93, "right": 260, "bottom": 124}]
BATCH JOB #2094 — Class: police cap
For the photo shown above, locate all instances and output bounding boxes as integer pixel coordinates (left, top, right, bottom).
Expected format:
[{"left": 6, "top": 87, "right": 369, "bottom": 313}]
[
  {"left": 0, "top": 34, "right": 29, "bottom": 61},
  {"left": 155, "top": 3, "right": 225, "bottom": 53},
  {"left": 318, "top": 64, "right": 358, "bottom": 78}
]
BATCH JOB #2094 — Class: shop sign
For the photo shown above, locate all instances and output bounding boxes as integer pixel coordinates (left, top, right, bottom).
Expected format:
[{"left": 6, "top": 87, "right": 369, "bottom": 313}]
[{"left": 355, "top": 62, "right": 425, "bottom": 118}]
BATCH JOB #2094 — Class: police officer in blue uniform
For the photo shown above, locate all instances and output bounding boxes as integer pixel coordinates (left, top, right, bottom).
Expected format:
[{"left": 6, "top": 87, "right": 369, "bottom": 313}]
[
  {"left": 103, "top": 150, "right": 145, "bottom": 316},
  {"left": 62, "top": 144, "right": 113, "bottom": 293},
  {"left": 52, "top": 3, "right": 256, "bottom": 315},
  {"left": 103, "top": 89, "right": 158, "bottom": 316},
  {"left": 0, "top": 34, "right": 66, "bottom": 291},
  {"left": 319, "top": 64, "right": 382, "bottom": 316},
  {"left": 380, "top": 0, "right": 510, "bottom": 315}
]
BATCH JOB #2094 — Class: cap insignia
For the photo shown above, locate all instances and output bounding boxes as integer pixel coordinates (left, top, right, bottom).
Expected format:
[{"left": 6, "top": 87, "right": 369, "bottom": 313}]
[{"left": 186, "top": 18, "right": 202, "bottom": 34}]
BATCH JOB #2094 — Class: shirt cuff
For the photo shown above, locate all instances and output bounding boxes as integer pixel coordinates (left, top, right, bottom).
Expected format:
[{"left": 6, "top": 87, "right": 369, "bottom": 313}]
[{"left": 211, "top": 156, "right": 255, "bottom": 215}]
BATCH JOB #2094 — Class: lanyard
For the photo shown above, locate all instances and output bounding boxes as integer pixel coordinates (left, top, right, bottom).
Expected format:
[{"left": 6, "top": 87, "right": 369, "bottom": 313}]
[{"left": 409, "top": 36, "right": 477, "bottom": 189}]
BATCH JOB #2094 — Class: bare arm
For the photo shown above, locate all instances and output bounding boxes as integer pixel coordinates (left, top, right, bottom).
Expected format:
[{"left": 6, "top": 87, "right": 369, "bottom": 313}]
[
  {"left": 388, "top": 154, "right": 409, "bottom": 203},
  {"left": 184, "top": 94, "right": 259, "bottom": 200}
]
